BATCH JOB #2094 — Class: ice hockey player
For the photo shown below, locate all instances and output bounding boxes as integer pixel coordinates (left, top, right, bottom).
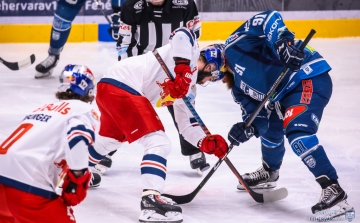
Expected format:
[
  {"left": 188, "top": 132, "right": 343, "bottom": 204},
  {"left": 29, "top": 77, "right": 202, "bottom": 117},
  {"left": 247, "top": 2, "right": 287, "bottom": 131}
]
[
  {"left": 35, "top": 0, "right": 127, "bottom": 78},
  {"left": 95, "top": 0, "right": 208, "bottom": 176},
  {"left": 217, "top": 10, "right": 354, "bottom": 216},
  {"left": 93, "top": 27, "right": 228, "bottom": 222},
  {"left": 0, "top": 65, "right": 104, "bottom": 223},
  {"left": 117, "top": 0, "right": 203, "bottom": 172}
]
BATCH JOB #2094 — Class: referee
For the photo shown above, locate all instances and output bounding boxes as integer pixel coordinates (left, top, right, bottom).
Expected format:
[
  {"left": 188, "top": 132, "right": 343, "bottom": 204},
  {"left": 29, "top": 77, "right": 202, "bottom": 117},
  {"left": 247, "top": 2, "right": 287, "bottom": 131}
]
[{"left": 95, "top": 0, "right": 210, "bottom": 174}]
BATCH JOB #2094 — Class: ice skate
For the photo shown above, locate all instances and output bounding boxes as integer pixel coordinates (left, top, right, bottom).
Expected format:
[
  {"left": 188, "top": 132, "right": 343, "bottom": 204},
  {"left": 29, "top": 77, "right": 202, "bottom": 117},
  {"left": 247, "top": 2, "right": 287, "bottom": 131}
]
[
  {"left": 139, "top": 193, "right": 183, "bottom": 223},
  {"left": 189, "top": 152, "right": 210, "bottom": 175},
  {"left": 35, "top": 54, "right": 59, "bottom": 78},
  {"left": 237, "top": 161, "right": 279, "bottom": 190},
  {"left": 90, "top": 172, "right": 101, "bottom": 188},
  {"left": 92, "top": 155, "right": 112, "bottom": 175},
  {"left": 311, "top": 175, "right": 354, "bottom": 219}
]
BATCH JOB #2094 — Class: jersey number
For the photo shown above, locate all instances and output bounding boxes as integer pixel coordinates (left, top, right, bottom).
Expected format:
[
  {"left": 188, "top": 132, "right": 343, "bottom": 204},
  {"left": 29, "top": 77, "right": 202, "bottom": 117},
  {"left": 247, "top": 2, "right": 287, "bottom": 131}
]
[
  {"left": 252, "top": 14, "right": 266, "bottom": 26},
  {"left": 0, "top": 123, "right": 33, "bottom": 155}
]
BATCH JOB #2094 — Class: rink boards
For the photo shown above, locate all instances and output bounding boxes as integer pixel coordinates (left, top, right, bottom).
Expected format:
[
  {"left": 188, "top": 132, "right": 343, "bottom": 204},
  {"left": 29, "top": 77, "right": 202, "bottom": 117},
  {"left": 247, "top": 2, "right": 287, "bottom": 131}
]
[{"left": 0, "top": 10, "right": 360, "bottom": 42}]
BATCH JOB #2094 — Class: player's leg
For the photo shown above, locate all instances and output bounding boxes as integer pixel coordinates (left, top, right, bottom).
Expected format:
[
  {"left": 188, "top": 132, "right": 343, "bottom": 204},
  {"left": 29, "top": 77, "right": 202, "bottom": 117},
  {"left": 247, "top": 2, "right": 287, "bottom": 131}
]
[
  {"left": 35, "top": 0, "right": 86, "bottom": 78},
  {"left": 167, "top": 105, "right": 210, "bottom": 173},
  {"left": 97, "top": 83, "right": 182, "bottom": 222},
  {"left": 282, "top": 73, "right": 353, "bottom": 214},
  {"left": 237, "top": 107, "right": 285, "bottom": 190},
  {"left": 138, "top": 131, "right": 182, "bottom": 223}
]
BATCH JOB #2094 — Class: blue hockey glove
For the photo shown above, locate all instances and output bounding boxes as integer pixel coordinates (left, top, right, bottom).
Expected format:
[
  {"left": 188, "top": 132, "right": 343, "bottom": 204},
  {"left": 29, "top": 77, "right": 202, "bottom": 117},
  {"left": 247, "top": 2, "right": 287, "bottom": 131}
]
[
  {"left": 228, "top": 122, "right": 255, "bottom": 146},
  {"left": 275, "top": 38, "right": 305, "bottom": 71},
  {"left": 107, "top": 13, "right": 120, "bottom": 41}
]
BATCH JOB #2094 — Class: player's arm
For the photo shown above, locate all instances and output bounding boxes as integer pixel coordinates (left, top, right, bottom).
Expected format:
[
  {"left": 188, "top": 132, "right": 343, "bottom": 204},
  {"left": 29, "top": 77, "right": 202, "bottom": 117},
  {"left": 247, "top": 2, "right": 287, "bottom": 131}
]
[
  {"left": 116, "top": 2, "right": 139, "bottom": 61},
  {"left": 261, "top": 10, "right": 304, "bottom": 71},
  {"left": 61, "top": 117, "right": 102, "bottom": 206},
  {"left": 228, "top": 89, "right": 269, "bottom": 147},
  {"left": 184, "top": 0, "right": 201, "bottom": 40},
  {"left": 173, "top": 98, "right": 228, "bottom": 159},
  {"left": 166, "top": 28, "right": 196, "bottom": 99}
]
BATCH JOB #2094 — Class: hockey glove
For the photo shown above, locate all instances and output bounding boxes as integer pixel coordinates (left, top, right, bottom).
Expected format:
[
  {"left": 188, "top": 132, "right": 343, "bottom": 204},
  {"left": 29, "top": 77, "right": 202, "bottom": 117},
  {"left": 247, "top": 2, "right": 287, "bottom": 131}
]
[
  {"left": 199, "top": 135, "right": 229, "bottom": 159},
  {"left": 228, "top": 122, "right": 255, "bottom": 146},
  {"left": 167, "top": 59, "right": 192, "bottom": 99},
  {"left": 107, "top": 13, "right": 121, "bottom": 41},
  {"left": 62, "top": 169, "right": 91, "bottom": 206},
  {"left": 275, "top": 38, "right": 305, "bottom": 71}
]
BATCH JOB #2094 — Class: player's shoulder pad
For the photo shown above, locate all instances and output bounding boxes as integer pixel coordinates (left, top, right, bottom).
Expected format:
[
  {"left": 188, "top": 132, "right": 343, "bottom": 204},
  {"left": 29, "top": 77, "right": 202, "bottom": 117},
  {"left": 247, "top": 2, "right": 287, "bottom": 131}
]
[{"left": 169, "top": 27, "right": 196, "bottom": 47}]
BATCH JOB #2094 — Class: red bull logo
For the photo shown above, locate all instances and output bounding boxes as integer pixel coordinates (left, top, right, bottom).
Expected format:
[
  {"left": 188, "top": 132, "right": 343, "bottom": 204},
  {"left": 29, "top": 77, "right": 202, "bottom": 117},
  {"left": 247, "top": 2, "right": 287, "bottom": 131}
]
[{"left": 156, "top": 79, "right": 176, "bottom": 107}]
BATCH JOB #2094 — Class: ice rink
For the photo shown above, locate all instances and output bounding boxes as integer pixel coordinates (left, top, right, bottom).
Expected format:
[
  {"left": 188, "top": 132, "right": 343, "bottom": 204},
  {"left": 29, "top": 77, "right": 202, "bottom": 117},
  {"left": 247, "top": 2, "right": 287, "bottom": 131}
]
[{"left": 0, "top": 38, "right": 359, "bottom": 223}]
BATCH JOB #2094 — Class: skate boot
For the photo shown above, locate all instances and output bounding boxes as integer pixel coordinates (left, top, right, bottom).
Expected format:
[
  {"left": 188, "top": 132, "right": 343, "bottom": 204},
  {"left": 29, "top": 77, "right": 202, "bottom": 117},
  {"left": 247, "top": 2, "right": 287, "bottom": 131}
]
[
  {"left": 311, "top": 175, "right": 354, "bottom": 218},
  {"left": 189, "top": 152, "right": 210, "bottom": 173},
  {"left": 237, "top": 161, "right": 279, "bottom": 190},
  {"left": 90, "top": 172, "right": 101, "bottom": 188},
  {"left": 92, "top": 155, "right": 112, "bottom": 175},
  {"left": 35, "top": 54, "right": 59, "bottom": 78},
  {"left": 139, "top": 191, "right": 183, "bottom": 223}
]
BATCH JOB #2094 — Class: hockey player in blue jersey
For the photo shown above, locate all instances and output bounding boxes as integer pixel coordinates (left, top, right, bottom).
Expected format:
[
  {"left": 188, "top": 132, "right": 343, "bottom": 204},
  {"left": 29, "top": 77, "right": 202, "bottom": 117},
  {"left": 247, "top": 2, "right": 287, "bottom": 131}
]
[
  {"left": 203, "top": 10, "right": 354, "bottom": 216},
  {"left": 35, "top": 0, "right": 124, "bottom": 78}
]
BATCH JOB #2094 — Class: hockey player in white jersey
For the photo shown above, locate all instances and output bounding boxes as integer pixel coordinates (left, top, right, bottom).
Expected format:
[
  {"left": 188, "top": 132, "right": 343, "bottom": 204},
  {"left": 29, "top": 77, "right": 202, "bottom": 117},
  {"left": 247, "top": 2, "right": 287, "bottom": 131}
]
[
  {"left": 0, "top": 65, "right": 104, "bottom": 223},
  {"left": 94, "top": 27, "right": 229, "bottom": 223}
]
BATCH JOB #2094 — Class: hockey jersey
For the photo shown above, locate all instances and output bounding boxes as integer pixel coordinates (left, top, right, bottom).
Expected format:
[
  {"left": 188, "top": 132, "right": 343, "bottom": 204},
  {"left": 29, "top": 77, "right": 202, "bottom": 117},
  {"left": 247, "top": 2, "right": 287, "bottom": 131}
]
[
  {"left": 103, "top": 27, "right": 205, "bottom": 147},
  {"left": 0, "top": 100, "right": 103, "bottom": 199},
  {"left": 224, "top": 10, "right": 332, "bottom": 131}
]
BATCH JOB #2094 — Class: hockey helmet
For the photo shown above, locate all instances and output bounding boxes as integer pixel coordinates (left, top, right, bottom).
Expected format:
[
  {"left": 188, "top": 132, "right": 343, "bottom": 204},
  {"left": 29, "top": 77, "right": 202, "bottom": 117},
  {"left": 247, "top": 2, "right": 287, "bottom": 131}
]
[
  {"left": 59, "top": 64, "right": 96, "bottom": 97},
  {"left": 199, "top": 44, "right": 227, "bottom": 83}
]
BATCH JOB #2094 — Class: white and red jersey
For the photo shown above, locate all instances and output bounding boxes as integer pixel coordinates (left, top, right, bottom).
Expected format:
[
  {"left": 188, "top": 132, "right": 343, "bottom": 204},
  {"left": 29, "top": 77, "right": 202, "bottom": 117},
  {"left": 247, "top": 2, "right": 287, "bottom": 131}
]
[
  {"left": 102, "top": 27, "right": 205, "bottom": 146},
  {"left": 0, "top": 100, "right": 102, "bottom": 199}
]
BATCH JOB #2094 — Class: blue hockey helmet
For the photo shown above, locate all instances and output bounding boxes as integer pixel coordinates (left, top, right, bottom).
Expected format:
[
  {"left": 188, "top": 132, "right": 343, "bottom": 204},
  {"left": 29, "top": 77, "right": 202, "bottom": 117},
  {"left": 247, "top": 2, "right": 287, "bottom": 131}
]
[
  {"left": 59, "top": 64, "right": 96, "bottom": 97},
  {"left": 199, "top": 44, "right": 227, "bottom": 83}
]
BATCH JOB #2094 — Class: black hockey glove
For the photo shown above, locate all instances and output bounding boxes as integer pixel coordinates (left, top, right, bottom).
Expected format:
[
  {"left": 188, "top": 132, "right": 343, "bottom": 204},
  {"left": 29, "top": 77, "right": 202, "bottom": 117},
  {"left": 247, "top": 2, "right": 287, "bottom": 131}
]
[
  {"left": 228, "top": 122, "right": 255, "bottom": 146},
  {"left": 275, "top": 38, "right": 305, "bottom": 71}
]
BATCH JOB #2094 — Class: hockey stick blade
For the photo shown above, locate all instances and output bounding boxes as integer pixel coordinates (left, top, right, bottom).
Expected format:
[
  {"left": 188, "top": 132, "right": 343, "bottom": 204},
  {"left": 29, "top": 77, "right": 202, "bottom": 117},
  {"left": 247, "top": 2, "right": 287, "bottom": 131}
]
[
  {"left": 225, "top": 156, "right": 288, "bottom": 202},
  {"left": 0, "top": 54, "right": 36, "bottom": 71}
]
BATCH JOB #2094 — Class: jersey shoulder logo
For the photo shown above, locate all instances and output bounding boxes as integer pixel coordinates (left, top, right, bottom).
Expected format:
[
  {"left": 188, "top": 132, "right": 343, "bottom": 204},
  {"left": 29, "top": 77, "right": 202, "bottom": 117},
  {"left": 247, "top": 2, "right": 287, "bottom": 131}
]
[
  {"left": 172, "top": 0, "right": 188, "bottom": 6},
  {"left": 134, "top": 0, "right": 143, "bottom": 10},
  {"left": 156, "top": 80, "right": 176, "bottom": 107},
  {"left": 225, "top": 32, "right": 239, "bottom": 46}
]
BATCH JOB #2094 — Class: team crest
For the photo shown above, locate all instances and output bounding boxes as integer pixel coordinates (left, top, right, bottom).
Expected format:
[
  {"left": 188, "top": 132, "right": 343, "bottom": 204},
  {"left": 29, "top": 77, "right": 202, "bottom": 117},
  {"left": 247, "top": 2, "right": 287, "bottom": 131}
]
[{"left": 304, "top": 155, "right": 316, "bottom": 168}]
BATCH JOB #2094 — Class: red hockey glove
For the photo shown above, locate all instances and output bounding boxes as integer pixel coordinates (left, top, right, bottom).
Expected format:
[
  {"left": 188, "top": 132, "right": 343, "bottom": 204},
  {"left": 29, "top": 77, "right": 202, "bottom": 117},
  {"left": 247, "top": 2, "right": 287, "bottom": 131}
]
[
  {"left": 199, "top": 135, "right": 229, "bottom": 159},
  {"left": 61, "top": 169, "right": 91, "bottom": 206},
  {"left": 167, "top": 63, "right": 192, "bottom": 99}
]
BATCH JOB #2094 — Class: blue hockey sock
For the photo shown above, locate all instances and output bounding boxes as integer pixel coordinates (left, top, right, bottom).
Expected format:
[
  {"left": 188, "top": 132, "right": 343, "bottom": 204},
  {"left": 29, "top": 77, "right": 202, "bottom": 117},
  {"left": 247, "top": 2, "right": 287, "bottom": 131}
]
[
  {"left": 301, "top": 145, "right": 338, "bottom": 180},
  {"left": 261, "top": 137, "right": 285, "bottom": 170}
]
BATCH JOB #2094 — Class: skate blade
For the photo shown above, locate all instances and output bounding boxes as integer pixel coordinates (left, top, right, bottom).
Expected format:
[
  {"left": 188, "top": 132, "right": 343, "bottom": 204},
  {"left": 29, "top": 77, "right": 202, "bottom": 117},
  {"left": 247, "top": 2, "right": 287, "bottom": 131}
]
[
  {"left": 35, "top": 68, "right": 54, "bottom": 79},
  {"left": 139, "top": 210, "right": 183, "bottom": 223},
  {"left": 196, "top": 168, "right": 202, "bottom": 176},
  {"left": 92, "top": 165, "right": 108, "bottom": 175},
  {"left": 237, "top": 182, "right": 277, "bottom": 190},
  {"left": 331, "top": 200, "right": 355, "bottom": 219}
]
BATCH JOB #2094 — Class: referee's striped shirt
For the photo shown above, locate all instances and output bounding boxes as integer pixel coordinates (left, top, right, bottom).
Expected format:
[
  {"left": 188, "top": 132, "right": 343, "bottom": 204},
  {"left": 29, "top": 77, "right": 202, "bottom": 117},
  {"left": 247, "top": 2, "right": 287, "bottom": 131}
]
[{"left": 116, "top": 0, "right": 201, "bottom": 61}]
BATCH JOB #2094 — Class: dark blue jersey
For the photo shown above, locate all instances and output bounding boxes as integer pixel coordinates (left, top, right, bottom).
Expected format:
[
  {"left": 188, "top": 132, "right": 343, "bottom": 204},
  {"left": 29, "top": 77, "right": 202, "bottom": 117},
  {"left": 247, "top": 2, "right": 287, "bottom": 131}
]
[{"left": 224, "top": 10, "right": 331, "bottom": 114}]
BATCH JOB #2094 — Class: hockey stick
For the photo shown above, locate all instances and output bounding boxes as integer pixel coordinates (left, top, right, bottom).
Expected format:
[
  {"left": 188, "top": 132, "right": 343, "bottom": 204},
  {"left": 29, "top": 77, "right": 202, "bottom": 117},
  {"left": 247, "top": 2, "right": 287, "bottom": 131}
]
[
  {"left": 93, "top": 0, "right": 112, "bottom": 24},
  {"left": 0, "top": 54, "right": 35, "bottom": 71},
  {"left": 153, "top": 50, "right": 287, "bottom": 203},
  {"left": 153, "top": 28, "right": 316, "bottom": 204}
]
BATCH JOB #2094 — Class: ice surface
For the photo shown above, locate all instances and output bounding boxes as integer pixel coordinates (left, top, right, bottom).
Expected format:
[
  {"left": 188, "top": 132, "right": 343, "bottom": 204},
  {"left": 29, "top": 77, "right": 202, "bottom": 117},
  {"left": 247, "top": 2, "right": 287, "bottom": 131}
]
[{"left": 0, "top": 39, "right": 359, "bottom": 223}]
